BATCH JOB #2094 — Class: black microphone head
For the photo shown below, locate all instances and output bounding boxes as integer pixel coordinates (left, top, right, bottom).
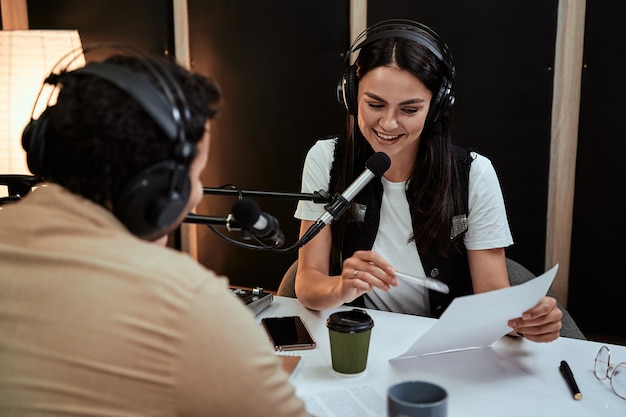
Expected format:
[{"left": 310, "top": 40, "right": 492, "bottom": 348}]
[
  {"left": 366, "top": 152, "right": 391, "bottom": 177},
  {"left": 231, "top": 198, "right": 261, "bottom": 229}
]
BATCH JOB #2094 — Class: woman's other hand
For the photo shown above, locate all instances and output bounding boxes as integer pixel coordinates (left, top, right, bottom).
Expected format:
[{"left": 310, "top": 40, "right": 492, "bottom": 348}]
[{"left": 508, "top": 296, "right": 563, "bottom": 342}]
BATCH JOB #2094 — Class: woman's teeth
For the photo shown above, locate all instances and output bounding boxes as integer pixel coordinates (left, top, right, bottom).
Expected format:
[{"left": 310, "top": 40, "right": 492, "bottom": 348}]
[{"left": 377, "top": 132, "right": 400, "bottom": 140}]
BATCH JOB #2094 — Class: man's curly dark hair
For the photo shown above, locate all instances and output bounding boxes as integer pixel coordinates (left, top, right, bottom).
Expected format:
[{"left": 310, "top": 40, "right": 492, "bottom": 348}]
[{"left": 41, "top": 53, "right": 221, "bottom": 209}]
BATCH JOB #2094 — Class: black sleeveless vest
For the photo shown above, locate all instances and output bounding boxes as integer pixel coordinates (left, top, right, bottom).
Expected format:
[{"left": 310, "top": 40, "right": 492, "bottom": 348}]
[{"left": 327, "top": 138, "right": 474, "bottom": 318}]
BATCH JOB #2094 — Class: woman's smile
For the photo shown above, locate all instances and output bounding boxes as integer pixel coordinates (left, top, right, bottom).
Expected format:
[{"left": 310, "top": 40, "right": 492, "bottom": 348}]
[{"left": 373, "top": 129, "right": 403, "bottom": 141}]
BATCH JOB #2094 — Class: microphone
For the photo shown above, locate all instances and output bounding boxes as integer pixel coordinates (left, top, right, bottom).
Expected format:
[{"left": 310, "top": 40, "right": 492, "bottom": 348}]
[
  {"left": 231, "top": 198, "right": 285, "bottom": 247},
  {"left": 184, "top": 213, "right": 240, "bottom": 229},
  {"left": 298, "top": 152, "right": 391, "bottom": 246}
]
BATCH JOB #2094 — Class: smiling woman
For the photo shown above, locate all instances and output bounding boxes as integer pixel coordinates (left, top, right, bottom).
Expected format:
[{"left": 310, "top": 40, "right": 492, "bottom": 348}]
[{"left": 292, "top": 19, "right": 565, "bottom": 345}]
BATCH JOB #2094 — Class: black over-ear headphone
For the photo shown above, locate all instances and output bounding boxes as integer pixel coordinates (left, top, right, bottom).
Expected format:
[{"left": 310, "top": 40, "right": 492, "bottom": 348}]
[
  {"left": 21, "top": 47, "right": 195, "bottom": 239},
  {"left": 337, "top": 19, "right": 456, "bottom": 124}
]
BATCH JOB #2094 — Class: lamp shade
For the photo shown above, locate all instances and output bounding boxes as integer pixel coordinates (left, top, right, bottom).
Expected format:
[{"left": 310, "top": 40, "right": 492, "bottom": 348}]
[{"left": 0, "top": 30, "right": 83, "bottom": 176}]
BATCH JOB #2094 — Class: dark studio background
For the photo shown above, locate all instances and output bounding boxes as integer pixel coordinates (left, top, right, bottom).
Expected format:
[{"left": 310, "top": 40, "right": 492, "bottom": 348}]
[
  {"left": 569, "top": 2, "right": 626, "bottom": 340},
  {"left": 10, "top": 0, "right": 625, "bottom": 343},
  {"left": 369, "top": 0, "right": 558, "bottom": 281}
]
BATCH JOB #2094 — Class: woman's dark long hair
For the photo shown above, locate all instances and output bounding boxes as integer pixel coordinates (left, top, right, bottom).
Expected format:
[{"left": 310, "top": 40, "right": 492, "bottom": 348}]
[{"left": 331, "top": 37, "right": 466, "bottom": 259}]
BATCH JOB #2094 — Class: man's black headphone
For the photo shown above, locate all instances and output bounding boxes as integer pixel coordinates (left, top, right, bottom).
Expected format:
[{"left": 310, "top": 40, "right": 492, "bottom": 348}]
[
  {"left": 337, "top": 19, "right": 456, "bottom": 124},
  {"left": 21, "top": 46, "right": 195, "bottom": 239}
]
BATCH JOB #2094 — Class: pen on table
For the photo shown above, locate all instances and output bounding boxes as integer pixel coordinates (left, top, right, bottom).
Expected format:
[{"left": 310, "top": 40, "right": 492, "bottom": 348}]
[
  {"left": 394, "top": 271, "right": 450, "bottom": 294},
  {"left": 559, "top": 360, "right": 582, "bottom": 400}
]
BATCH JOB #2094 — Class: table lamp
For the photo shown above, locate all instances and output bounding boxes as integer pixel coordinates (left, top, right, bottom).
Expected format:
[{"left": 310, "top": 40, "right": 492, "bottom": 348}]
[{"left": 0, "top": 29, "right": 83, "bottom": 177}]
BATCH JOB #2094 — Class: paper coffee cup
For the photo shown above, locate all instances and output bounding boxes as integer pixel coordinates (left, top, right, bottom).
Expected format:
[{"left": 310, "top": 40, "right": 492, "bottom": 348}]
[{"left": 326, "top": 309, "right": 374, "bottom": 375}]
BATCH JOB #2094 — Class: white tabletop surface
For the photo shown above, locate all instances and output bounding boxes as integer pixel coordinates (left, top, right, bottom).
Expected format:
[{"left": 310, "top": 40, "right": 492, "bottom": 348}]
[{"left": 257, "top": 296, "right": 626, "bottom": 417}]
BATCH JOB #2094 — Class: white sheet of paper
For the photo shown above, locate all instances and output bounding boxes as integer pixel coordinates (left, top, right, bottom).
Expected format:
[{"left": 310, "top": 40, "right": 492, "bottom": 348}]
[{"left": 392, "top": 264, "right": 558, "bottom": 359}]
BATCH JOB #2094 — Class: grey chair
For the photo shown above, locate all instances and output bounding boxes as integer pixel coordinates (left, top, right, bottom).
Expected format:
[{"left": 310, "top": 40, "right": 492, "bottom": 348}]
[
  {"left": 277, "top": 259, "right": 298, "bottom": 298},
  {"left": 277, "top": 258, "right": 586, "bottom": 340},
  {"left": 505, "top": 258, "right": 585, "bottom": 340}
]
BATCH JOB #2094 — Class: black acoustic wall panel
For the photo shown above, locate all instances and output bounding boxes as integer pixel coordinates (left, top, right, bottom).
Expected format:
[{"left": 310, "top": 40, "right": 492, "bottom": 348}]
[
  {"left": 369, "top": 0, "right": 558, "bottom": 277},
  {"left": 568, "top": 1, "right": 626, "bottom": 340},
  {"left": 187, "top": 1, "right": 349, "bottom": 290},
  {"left": 27, "top": 0, "right": 170, "bottom": 54}
]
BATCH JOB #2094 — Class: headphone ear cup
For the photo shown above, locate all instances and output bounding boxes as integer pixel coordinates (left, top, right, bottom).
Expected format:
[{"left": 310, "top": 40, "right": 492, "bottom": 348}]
[
  {"left": 337, "top": 65, "right": 358, "bottom": 115},
  {"left": 342, "top": 65, "right": 359, "bottom": 116},
  {"left": 440, "top": 77, "right": 455, "bottom": 119},
  {"left": 427, "top": 76, "right": 455, "bottom": 124},
  {"left": 21, "top": 111, "right": 50, "bottom": 177},
  {"left": 114, "top": 160, "right": 191, "bottom": 238}
]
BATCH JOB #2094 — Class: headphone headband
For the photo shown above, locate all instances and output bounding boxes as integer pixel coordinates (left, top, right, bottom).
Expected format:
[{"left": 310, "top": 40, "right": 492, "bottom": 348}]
[
  {"left": 337, "top": 19, "right": 456, "bottom": 122},
  {"left": 354, "top": 28, "right": 443, "bottom": 60},
  {"left": 21, "top": 45, "right": 196, "bottom": 239},
  {"left": 72, "top": 63, "right": 179, "bottom": 140}
]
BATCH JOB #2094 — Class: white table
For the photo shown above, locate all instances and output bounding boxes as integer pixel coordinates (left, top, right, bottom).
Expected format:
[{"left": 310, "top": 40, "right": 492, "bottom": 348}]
[{"left": 258, "top": 296, "right": 626, "bottom": 417}]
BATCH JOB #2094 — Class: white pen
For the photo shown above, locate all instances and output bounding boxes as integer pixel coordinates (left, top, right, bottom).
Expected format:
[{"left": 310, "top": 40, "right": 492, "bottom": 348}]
[{"left": 395, "top": 271, "right": 450, "bottom": 294}]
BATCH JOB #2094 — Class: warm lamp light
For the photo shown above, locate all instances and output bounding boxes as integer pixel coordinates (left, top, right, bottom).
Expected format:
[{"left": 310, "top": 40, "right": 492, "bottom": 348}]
[{"left": 0, "top": 30, "right": 84, "bottom": 177}]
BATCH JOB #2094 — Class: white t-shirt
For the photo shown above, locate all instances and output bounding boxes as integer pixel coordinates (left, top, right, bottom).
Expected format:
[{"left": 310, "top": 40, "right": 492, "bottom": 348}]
[{"left": 295, "top": 138, "right": 513, "bottom": 316}]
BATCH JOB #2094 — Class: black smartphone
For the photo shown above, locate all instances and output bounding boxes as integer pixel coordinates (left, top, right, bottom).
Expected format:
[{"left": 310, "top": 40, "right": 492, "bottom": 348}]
[{"left": 261, "top": 315, "right": 316, "bottom": 351}]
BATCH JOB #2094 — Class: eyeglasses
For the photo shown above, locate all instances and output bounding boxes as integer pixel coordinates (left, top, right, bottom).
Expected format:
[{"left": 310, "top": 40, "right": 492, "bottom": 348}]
[{"left": 594, "top": 345, "right": 626, "bottom": 400}]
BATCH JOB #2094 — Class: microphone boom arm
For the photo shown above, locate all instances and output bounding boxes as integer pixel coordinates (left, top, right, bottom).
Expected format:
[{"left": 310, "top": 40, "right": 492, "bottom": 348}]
[
  {"left": 189, "top": 152, "right": 390, "bottom": 253},
  {"left": 203, "top": 187, "right": 331, "bottom": 204}
]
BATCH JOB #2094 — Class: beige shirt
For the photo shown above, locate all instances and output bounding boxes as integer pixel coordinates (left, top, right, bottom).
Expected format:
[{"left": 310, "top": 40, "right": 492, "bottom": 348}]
[{"left": 0, "top": 184, "right": 312, "bottom": 417}]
